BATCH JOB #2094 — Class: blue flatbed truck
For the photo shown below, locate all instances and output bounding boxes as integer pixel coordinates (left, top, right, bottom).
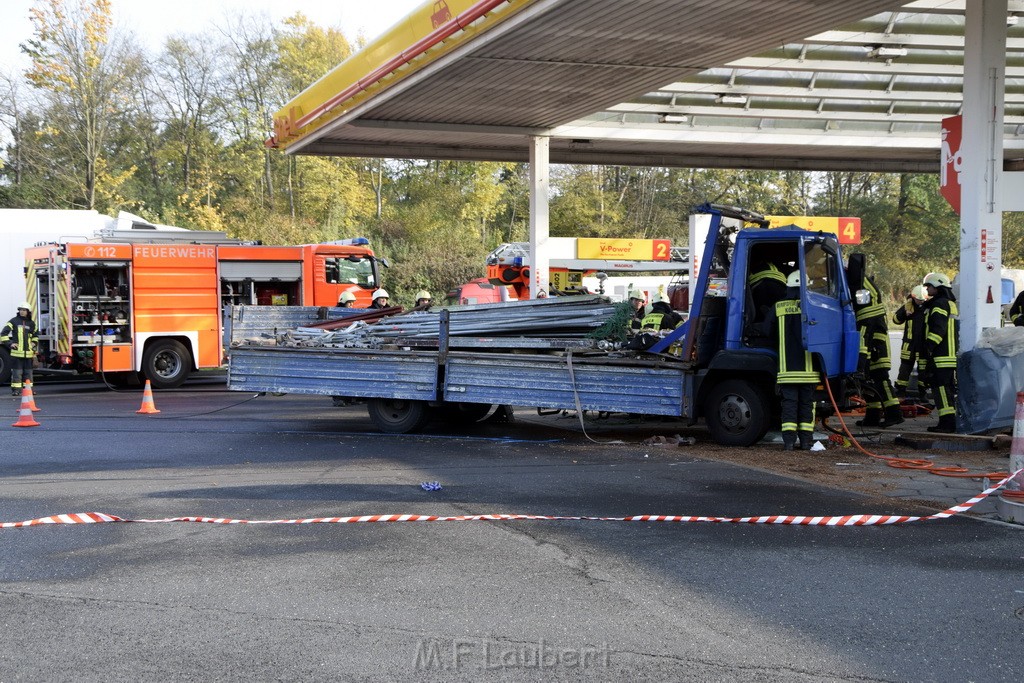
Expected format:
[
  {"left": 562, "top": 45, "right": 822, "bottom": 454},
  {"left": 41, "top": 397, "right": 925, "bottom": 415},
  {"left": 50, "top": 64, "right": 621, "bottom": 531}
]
[{"left": 227, "top": 205, "right": 862, "bottom": 446}]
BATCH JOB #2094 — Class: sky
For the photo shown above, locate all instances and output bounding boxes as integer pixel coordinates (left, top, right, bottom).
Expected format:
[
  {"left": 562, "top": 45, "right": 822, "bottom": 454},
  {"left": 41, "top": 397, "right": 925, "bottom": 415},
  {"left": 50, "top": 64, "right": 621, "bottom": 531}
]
[{"left": 0, "top": 0, "right": 425, "bottom": 73}]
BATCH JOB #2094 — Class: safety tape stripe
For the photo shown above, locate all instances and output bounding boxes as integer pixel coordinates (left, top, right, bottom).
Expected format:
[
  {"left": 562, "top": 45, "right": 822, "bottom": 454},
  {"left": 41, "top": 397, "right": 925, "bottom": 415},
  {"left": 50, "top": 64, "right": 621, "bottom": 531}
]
[{"left": 2, "top": 471, "right": 1018, "bottom": 530}]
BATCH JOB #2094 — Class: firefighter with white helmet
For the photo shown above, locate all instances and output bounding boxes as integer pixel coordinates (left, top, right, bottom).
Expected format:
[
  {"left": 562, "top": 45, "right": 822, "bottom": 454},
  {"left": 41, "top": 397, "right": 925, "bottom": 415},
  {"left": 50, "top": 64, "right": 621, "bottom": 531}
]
[
  {"left": 414, "top": 290, "right": 433, "bottom": 308},
  {"left": 773, "top": 271, "right": 818, "bottom": 450},
  {"left": 337, "top": 290, "right": 357, "bottom": 308},
  {"left": 627, "top": 288, "right": 647, "bottom": 334},
  {"left": 921, "top": 272, "right": 958, "bottom": 433},
  {"left": 369, "top": 288, "right": 390, "bottom": 310},
  {"left": 2, "top": 301, "right": 38, "bottom": 395},
  {"left": 892, "top": 283, "right": 929, "bottom": 397},
  {"left": 639, "top": 288, "right": 683, "bottom": 332},
  {"left": 852, "top": 261, "right": 903, "bottom": 428}
]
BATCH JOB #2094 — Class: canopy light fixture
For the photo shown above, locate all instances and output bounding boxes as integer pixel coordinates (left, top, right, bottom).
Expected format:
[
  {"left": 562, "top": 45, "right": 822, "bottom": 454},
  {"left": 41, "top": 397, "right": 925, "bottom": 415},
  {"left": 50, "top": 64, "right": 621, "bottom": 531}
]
[
  {"left": 716, "top": 94, "right": 747, "bottom": 105},
  {"left": 659, "top": 113, "right": 689, "bottom": 123},
  {"left": 866, "top": 46, "right": 908, "bottom": 59}
]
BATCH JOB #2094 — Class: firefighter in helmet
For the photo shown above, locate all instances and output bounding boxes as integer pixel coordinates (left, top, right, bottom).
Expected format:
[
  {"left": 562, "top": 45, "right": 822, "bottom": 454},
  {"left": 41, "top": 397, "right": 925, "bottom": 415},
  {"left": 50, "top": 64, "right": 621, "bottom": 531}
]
[
  {"left": 627, "top": 288, "right": 648, "bottom": 334},
  {"left": 892, "top": 284, "right": 929, "bottom": 397},
  {"left": 639, "top": 290, "right": 683, "bottom": 332},
  {"left": 773, "top": 272, "right": 818, "bottom": 450},
  {"left": 920, "top": 272, "right": 958, "bottom": 433},
  {"left": 414, "top": 290, "right": 433, "bottom": 309},
  {"left": 368, "top": 289, "right": 390, "bottom": 309},
  {"left": 853, "top": 269, "right": 903, "bottom": 428},
  {"left": 2, "top": 302, "right": 38, "bottom": 396},
  {"left": 337, "top": 290, "right": 357, "bottom": 308}
]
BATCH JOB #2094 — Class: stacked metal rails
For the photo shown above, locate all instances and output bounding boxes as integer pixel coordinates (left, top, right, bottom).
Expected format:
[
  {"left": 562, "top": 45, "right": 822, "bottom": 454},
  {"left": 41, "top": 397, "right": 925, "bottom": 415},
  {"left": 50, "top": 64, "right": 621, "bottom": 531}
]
[{"left": 272, "top": 296, "right": 621, "bottom": 351}]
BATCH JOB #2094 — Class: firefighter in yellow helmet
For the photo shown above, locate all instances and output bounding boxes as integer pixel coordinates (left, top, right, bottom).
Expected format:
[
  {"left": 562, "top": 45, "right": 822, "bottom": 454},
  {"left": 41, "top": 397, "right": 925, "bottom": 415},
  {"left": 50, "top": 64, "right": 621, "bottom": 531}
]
[
  {"left": 920, "top": 272, "right": 958, "bottom": 433},
  {"left": 773, "top": 272, "right": 818, "bottom": 450},
  {"left": 892, "top": 284, "right": 929, "bottom": 397},
  {"left": 2, "top": 302, "right": 38, "bottom": 396},
  {"left": 414, "top": 290, "right": 433, "bottom": 309}
]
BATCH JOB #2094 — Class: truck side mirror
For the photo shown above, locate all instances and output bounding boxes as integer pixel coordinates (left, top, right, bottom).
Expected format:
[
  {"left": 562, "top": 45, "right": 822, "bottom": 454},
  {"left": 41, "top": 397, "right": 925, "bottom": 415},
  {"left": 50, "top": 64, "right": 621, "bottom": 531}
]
[{"left": 854, "top": 289, "right": 871, "bottom": 305}]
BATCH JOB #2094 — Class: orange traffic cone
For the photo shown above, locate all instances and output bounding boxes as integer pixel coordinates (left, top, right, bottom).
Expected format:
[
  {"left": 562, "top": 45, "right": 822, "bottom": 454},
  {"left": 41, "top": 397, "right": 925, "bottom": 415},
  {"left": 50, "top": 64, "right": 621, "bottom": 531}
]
[
  {"left": 136, "top": 379, "right": 161, "bottom": 414},
  {"left": 24, "top": 380, "right": 40, "bottom": 412},
  {"left": 12, "top": 387, "right": 41, "bottom": 427}
]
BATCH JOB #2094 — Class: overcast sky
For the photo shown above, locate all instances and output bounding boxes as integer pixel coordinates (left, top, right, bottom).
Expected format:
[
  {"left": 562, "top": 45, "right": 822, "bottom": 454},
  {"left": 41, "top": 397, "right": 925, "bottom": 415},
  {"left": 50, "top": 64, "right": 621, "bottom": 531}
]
[{"left": 0, "top": 0, "right": 425, "bottom": 73}]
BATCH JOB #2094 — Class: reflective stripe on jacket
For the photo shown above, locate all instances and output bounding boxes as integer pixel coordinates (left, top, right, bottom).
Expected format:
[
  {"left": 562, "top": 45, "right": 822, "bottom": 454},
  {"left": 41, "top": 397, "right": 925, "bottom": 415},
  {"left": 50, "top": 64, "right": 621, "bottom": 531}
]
[
  {"left": 924, "top": 296, "right": 958, "bottom": 369},
  {"left": 1, "top": 315, "right": 38, "bottom": 359},
  {"left": 774, "top": 299, "right": 817, "bottom": 384}
]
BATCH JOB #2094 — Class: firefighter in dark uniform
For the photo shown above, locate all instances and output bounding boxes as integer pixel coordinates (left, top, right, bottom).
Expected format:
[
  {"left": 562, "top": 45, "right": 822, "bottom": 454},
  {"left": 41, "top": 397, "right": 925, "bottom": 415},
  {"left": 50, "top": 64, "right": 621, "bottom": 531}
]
[
  {"left": 639, "top": 291, "right": 683, "bottom": 331},
  {"left": 1009, "top": 289, "right": 1024, "bottom": 326},
  {"left": 921, "top": 272, "right": 959, "bottom": 433},
  {"left": 627, "top": 289, "right": 647, "bottom": 334},
  {"left": 2, "top": 302, "right": 38, "bottom": 396},
  {"left": 892, "top": 284, "right": 928, "bottom": 397},
  {"left": 854, "top": 273, "right": 903, "bottom": 428},
  {"left": 773, "top": 271, "right": 818, "bottom": 451},
  {"left": 748, "top": 260, "right": 788, "bottom": 335}
]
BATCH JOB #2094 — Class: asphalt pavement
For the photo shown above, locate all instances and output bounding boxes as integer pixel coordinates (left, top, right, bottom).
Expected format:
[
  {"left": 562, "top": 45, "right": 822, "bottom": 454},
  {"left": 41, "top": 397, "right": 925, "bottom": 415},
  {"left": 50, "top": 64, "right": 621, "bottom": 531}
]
[{"left": 1, "top": 381, "right": 1021, "bottom": 682}]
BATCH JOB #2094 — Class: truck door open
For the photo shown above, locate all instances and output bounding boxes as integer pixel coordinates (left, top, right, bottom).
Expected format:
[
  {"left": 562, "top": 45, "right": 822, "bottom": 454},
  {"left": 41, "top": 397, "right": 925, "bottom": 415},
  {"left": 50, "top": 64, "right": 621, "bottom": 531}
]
[{"left": 798, "top": 237, "right": 845, "bottom": 376}]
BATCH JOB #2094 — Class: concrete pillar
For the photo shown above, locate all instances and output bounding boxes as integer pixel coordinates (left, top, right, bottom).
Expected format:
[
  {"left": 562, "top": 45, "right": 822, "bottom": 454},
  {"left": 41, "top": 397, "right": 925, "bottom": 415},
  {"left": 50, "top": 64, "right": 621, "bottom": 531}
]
[
  {"left": 528, "top": 136, "right": 550, "bottom": 299},
  {"left": 959, "top": 0, "right": 1007, "bottom": 350}
]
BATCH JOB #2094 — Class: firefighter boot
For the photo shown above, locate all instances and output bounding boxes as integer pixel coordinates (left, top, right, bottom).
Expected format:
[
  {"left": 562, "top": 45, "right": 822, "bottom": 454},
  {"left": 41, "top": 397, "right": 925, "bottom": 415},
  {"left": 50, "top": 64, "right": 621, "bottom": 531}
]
[
  {"left": 782, "top": 432, "right": 796, "bottom": 451},
  {"left": 882, "top": 405, "right": 905, "bottom": 428},
  {"left": 927, "top": 415, "right": 957, "bottom": 434},
  {"left": 798, "top": 431, "right": 814, "bottom": 450},
  {"left": 856, "top": 408, "right": 882, "bottom": 428}
]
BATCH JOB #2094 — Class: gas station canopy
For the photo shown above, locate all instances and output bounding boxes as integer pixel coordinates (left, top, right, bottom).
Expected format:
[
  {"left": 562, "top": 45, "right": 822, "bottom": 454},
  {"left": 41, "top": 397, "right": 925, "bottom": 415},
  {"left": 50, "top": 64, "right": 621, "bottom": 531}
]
[{"left": 271, "top": 0, "right": 1024, "bottom": 172}]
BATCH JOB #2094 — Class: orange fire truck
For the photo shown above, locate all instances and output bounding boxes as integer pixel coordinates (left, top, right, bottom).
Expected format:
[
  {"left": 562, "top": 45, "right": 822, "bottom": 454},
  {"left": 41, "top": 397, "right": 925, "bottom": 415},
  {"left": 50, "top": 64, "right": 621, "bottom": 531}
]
[{"left": 25, "top": 225, "right": 383, "bottom": 388}]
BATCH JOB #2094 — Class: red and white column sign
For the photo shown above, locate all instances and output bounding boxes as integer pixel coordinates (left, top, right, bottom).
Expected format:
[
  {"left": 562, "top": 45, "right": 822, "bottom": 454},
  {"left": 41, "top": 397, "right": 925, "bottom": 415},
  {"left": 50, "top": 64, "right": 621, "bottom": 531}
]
[
  {"left": 981, "top": 228, "right": 987, "bottom": 264},
  {"left": 940, "top": 115, "right": 963, "bottom": 215}
]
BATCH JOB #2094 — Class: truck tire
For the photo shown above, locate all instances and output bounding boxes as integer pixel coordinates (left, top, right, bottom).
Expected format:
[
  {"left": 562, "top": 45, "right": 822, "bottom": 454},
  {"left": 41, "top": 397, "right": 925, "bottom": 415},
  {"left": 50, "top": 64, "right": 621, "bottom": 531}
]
[
  {"left": 0, "top": 347, "right": 10, "bottom": 385},
  {"left": 142, "top": 340, "right": 191, "bottom": 389},
  {"left": 367, "top": 398, "right": 431, "bottom": 434},
  {"left": 704, "top": 379, "right": 770, "bottom": 447}
]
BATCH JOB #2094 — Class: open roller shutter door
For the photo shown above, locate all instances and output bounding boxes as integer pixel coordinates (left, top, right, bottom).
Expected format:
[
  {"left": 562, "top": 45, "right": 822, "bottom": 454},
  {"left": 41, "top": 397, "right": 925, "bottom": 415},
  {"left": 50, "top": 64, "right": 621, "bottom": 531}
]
[{"left": 220, "top": 261, "right": 302, "bottom": 281}]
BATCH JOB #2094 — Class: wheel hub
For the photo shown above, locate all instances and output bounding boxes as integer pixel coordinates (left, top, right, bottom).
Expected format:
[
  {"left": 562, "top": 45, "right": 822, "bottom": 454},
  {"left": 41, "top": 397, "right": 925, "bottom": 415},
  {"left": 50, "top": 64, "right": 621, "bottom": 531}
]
[{"left": 718, "top": 395, "right": 751, "bottom": 431}]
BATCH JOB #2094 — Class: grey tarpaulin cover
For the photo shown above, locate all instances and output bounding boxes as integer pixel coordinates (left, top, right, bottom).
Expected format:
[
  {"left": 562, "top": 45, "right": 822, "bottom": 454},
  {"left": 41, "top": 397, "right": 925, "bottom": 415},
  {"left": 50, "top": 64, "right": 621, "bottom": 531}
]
[{"left": 958, "top": 327, "right": 1024, "bottom": 433}]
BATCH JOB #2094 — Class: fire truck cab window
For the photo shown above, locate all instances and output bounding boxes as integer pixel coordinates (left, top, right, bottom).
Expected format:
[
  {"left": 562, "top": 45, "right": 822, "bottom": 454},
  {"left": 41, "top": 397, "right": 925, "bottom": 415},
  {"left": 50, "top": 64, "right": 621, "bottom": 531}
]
[{"left": 325, "top": 257, "right": 375, "bottom": 287}]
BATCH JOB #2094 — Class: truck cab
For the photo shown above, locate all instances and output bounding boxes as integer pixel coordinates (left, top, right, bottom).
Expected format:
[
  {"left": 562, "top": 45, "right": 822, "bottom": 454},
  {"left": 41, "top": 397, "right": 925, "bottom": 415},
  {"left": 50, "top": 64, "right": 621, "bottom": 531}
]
[{"left": 650, "top": 204, "right": 861, "bottom": 445}]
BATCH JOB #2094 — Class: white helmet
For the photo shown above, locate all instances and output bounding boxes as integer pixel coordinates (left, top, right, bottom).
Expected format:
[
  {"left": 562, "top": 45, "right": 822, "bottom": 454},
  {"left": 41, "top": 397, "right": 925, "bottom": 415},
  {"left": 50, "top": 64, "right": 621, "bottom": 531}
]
[
  {"left": 627, "top": 289, "right": 645, "bottom": 301},
  {"left": 372, "top": 288, "right": 390, "bottom": 300},
  {"left": 922, "top": 272, "right": 951, "bottom": 289},
  {"left": 414, "top": 290, "right": 432, "bottom": 301},
  {"left": 338, "top": 290, "right": 357, "bottom": 304},
  {"left": 17, "top": 301, "right": 32, "bottom": 312},
  {"left": 910, "top": 284, "right": 928, "bottom": 302},
  {"left": 786, "top": 271, "right": 802, "bottom": 288}
]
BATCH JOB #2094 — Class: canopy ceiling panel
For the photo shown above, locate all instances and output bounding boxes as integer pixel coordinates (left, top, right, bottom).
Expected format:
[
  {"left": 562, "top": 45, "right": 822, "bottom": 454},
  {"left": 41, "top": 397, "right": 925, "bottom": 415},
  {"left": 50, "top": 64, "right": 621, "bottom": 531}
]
[{"left": 278, "top": 0, "right": 1024, "bottom": 172}]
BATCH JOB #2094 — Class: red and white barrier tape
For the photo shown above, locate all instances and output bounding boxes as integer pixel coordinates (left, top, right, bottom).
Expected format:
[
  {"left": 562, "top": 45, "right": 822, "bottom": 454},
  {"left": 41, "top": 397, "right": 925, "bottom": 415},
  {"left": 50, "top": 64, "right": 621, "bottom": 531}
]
[{"left": 3, "top": 471, "right": 1020, "bottom": 530}]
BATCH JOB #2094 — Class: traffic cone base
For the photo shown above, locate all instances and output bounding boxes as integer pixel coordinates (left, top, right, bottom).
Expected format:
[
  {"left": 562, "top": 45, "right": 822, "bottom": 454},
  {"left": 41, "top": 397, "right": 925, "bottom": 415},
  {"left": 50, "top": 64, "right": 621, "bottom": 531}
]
[
  {"left": 136, "top": 379, "right": 161, "bottom": 414},
  {"left": 13, "top": 388, "right": 40, "bottom": 427}
]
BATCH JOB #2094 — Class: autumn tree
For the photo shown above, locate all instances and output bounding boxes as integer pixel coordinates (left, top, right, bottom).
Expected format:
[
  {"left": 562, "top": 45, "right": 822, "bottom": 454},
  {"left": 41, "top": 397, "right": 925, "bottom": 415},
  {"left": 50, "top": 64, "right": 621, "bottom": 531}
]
[{"left": 21, "top": 0, "right": 142, "bottom": 210}]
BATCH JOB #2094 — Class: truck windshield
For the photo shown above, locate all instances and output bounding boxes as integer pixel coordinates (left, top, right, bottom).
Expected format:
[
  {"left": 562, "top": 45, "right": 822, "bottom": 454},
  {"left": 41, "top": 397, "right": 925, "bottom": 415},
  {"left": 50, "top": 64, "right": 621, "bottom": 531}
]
[{"left": 325, "top": 257, "right": 376, "bottom": 288}]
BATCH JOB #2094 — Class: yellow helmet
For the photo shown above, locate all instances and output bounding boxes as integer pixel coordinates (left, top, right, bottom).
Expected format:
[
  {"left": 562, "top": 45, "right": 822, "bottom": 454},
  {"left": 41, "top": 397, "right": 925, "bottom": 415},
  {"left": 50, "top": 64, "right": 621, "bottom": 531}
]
[
  {"left": 628, "top": 289, "right": 645, "bottom": 301},
  {"left": 414, "top": 290, "right": 432, "bottom": 301}
]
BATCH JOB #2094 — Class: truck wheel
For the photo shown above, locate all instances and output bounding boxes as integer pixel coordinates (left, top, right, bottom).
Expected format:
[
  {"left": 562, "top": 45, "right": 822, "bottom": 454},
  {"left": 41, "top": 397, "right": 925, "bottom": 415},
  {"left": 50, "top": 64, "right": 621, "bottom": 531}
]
[
  {"left": 142, "top": 340, "right": 191, "bottom": 389},
  {"left": 367, "top": 398, "right": 430, "bottom": 434},
  {"left": 704, "top": 379, "right": 770, "bottom": 447},
  {"left": 0, "top": 347, "right": 10, "bottom": 384}
]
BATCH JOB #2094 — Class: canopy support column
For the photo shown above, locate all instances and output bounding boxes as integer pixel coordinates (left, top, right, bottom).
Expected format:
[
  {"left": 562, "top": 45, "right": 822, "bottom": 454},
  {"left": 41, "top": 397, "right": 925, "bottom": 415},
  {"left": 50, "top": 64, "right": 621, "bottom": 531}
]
[
  {"left": 529, "top": 136, "right": 551, "bottom": 299},
  {"left": 959, "top": 0, "right": 1007, "bottom": 350}
]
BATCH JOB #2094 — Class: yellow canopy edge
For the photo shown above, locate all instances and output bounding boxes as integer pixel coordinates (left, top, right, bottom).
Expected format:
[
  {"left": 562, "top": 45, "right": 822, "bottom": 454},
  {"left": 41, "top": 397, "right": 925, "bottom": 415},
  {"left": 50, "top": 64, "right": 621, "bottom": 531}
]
[{"left": 271, "top": 0, "right": 535, "bottom": 152}]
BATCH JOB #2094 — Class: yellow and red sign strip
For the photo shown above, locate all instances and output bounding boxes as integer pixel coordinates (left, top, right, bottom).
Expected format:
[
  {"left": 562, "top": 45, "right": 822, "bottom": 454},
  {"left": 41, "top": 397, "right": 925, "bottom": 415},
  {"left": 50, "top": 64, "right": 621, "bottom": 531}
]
[
  {"left": 576, "top": 238, "right": 671, "bottom": 261},
  {"left": 1, "top": 470, "right": 1017, "bottom": 528},
  {"left": 272, "top": 0, "right": 535, "bottom": 151},
  {"left": 765, "top": 216, "right": 862, "bottom": 245}
]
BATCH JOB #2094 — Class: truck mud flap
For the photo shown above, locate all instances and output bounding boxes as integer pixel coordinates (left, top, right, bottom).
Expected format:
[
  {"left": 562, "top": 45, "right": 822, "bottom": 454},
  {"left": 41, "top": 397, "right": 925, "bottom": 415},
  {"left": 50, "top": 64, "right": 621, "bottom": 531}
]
[
  {"left": 229, "top": 347, "right": 438, "bottom": 400},
  {"left": 444, "top": 352, "right": 684, "bottom": 416}
]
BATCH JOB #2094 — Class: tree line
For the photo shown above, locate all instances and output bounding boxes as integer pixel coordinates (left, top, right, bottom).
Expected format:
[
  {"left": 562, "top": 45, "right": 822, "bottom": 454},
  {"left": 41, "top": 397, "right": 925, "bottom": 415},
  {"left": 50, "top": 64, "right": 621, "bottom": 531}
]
[{"left": 2, "top": 0, "right": 1022, "bottom": 307}]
